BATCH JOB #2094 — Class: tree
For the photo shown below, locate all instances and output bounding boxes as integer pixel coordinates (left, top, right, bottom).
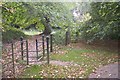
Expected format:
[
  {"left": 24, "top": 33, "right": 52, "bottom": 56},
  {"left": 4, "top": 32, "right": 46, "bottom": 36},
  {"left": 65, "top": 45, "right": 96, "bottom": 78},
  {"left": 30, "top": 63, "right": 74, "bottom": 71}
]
[
  {"left": 2, "top": 2, "right": 75, "bottom": 32},
  {"left": 79, "top": 2, "right": 120, "bottom": 43}
]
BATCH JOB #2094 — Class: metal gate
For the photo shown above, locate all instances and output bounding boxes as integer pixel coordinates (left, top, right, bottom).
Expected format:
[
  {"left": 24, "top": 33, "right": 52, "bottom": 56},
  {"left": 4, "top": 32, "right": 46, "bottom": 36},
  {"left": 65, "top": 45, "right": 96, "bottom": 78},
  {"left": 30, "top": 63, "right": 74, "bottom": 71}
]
[{"left": 2, "top": 34, "right": 53, "bottom": 78}]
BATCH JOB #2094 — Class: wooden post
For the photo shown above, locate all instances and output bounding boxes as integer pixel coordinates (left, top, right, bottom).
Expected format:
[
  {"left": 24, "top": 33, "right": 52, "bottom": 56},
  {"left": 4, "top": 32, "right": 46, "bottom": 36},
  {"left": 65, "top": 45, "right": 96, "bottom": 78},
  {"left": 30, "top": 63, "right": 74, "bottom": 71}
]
[
  {"left": 65, "top": 30, "right": 70, "bottom": 45},
  {"left": 65, "top": 31, "right": 68, "bottom": 46},
  {"left": 11, "top": 43, "right": 15, "bottom": 78},
  {"left": 42, "top": 35, "right": 45, "bottom": 59},
  {"left": 20, "top": 37, "right": 23, "bottom": 60},
  {"left": 50, "top": 34, "right": 53, "bottom": 52},
  {"left": 75, "top": 31, "right": 79, "bottom": 42},
  {"left": 46, "top": 36, "right": 50, "bottom": 64},
  {"left": 36, "top": 39, "right": 38, "bottom": 60},
  {"left": 26, "top": 40, "right": 29, "bottom": 65}
]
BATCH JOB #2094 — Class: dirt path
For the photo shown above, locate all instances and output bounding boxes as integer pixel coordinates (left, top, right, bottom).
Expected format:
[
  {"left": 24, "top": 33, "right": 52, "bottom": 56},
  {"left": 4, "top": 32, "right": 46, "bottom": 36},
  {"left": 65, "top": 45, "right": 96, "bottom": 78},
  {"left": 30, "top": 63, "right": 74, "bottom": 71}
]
[
  {"left": 27, "top": 35, "right": 43, "bottom": 62},
  {"left": 89, "top": 62, "right": 119, "bottom": 78}
]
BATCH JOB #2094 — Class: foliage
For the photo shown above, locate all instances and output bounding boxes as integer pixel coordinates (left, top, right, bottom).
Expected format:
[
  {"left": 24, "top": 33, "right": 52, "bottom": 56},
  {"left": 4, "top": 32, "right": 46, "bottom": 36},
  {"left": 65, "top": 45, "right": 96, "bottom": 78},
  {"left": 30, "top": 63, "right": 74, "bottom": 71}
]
[
  {"left": 2, "top": 2, "right": 75, "bottom": 31},
  {"left": 52, "top": 30, "right": 66, "bottom": 45},
  {"left": 2, "top": 2, "right": 76, "bottom": 42},
  {"left": 2, "top": 2, "right": 119, "bottom": 43},
  {"left": 2, "top": 27, "right": 26, "bottom": 43},
  {"left": 2, "top": 2, "right": 27, "bottom": 29},
  {"left": 79, "top": 2, "right": 120, "bottom": 43}
]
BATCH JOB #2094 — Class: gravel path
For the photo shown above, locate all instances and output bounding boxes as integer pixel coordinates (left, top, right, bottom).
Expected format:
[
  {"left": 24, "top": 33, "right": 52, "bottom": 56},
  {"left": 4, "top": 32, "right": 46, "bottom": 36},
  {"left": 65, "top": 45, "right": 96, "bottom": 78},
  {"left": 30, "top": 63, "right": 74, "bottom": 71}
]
[{"left": 89, "top": 62, "right": 119, "bottom": 78}]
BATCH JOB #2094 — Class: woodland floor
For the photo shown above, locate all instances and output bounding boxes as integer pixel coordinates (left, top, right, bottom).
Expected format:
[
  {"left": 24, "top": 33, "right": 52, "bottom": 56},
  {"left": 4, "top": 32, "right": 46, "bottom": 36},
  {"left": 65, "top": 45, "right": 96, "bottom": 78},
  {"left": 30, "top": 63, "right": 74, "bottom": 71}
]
[{"left": 2, "top": 35, "right": 119, "bottom": 78}]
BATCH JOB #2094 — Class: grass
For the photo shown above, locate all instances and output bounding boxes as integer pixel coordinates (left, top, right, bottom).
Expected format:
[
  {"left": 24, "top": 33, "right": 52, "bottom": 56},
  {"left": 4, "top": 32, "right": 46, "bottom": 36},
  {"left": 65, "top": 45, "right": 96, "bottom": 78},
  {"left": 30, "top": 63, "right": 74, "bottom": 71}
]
[
  {"left": 19, "top": 65, "right": 42, "bottom": 78},
  {"left": 19, "top": 64, "right": 85, "bottom": 78},
  {"left": 19, "top": 43, "right": 118, "bottom": 78},
  {"left": 50, "top": 45, "right": 118, "bottom": 77},
  {"left": 51, "top": 48, "right": 118, "bottom": 64}
]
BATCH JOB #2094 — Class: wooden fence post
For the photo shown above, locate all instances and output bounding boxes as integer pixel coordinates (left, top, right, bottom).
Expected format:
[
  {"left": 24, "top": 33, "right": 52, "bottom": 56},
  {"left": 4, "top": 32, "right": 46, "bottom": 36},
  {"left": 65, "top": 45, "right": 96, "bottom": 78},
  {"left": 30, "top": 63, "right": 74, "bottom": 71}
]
[
  {"left": 36, "top": 39, "right": 38, "bottom": 60},
  {"left": 46, "top": 36, "right": 50, "bottom": 64},
  {"left": 20, "top": 37, "right": 23, "bottom": 60},
  {"left": 50, "top": 34, "right": 53, "bottom": 52},
  {"left": 75, "top": 31, "right": 79, "bottom": 42},
  {"left": 65, "top": 31, "right": 70, "bottom": 45},
  {"left": 65, "top": 31, "right": 68, "bottom": 45},
  {"left": 11, "top": 43, "right": 15, "bottom": 78},
  {"left": 42, "top": 35, "right": 45, "bottom": 59},
  {"left": 26, "top": 40, "right": 29, "bottom": 65}
]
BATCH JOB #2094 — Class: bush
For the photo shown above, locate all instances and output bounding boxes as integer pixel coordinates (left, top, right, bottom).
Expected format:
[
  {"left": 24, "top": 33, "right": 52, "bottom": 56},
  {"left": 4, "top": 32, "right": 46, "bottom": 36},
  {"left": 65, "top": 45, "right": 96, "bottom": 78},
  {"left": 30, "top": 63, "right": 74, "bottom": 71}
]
[
  {"left": 52, "top": 30, "right": 66, "bottom": 45},
  {"left": 2, "top": 28, "right": 27, "bottom": 43}
]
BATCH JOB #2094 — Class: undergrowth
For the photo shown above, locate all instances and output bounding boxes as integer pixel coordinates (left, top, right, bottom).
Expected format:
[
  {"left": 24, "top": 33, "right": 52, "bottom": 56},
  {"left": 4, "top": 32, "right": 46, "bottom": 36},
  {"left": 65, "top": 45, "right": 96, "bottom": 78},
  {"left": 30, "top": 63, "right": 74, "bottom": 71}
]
[{"left": 2, "top": 28, "right": 27, "bottom": 43}]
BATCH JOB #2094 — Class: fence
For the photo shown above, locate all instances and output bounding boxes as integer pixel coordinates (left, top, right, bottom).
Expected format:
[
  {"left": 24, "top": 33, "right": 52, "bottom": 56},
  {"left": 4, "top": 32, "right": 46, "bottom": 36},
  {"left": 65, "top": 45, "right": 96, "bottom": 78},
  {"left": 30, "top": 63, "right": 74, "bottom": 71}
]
[
  {"left": 2, "top": 31, "right": 71, "bottom": 78},
  {"left": 2, "top": 34, "right": 53, "bottom": 78}
]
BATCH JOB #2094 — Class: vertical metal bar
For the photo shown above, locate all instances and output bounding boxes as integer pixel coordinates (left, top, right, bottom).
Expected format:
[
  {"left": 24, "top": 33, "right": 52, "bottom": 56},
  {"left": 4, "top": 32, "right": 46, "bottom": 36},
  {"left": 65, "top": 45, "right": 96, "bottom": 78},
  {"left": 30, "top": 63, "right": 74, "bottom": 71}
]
[
  {"left": 20, "top": 37, "right": 23, "bottom": 60},
  {"left": 26, "top": 40, "right": 29, "bottom": 65},
  {"left": 46, "top": 36, "right": 50, "bottom": 64},
  {"left": 36, "top": 39, "right": 38, "bottom": 60},
  {"left": 50, "top": 34, "right": 53, "bottom": 52},
  {"left": 11, "top": 43, "right": 15, "bottom": 78},
  {"left": 42, "top": 35, "right": 45, "bottom": 59}
]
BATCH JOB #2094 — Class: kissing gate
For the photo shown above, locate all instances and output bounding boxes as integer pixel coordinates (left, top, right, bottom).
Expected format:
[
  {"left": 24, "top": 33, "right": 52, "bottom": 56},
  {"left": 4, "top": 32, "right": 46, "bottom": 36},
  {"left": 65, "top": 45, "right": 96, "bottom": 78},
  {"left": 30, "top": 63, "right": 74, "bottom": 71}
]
[
  {"left": 20, "top": 35, "right": 53, "bottom": 64},
  {"left": 2, "top": 34, "right": 53, "bottom": 78}
]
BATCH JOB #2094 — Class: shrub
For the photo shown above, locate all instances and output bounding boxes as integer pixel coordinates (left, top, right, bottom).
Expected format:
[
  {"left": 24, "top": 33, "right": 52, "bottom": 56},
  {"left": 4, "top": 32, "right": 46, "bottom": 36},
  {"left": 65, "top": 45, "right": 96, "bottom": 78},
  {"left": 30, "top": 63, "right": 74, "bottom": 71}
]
[
  {"left": 52, "top": 30, "right": 66, "bottom": 45},
  {"left": 2, "top": 27, "right": 27, "bottom": 43}
]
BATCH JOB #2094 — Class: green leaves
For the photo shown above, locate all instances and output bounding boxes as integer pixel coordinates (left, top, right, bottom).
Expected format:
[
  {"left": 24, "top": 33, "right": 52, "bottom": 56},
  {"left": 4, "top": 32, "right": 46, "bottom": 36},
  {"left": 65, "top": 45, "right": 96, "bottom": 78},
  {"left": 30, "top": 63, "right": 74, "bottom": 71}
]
[
  {"left": 2, "top": 2, "right": 76, "bottom": 32},
  {"left": 80, "top": 2, "right": 120, "bottom": 42},
  {"left": 2, "top": 2, "right": 28, "bottom": 29}
]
